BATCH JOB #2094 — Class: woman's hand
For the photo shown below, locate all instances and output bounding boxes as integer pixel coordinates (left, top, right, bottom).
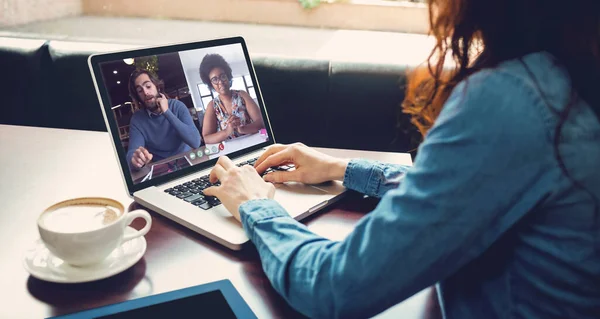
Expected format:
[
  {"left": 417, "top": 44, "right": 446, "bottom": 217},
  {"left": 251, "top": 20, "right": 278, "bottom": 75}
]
[
  {"left": 254, "top": 143, "right": 349, "bottom": 184},
  {"left": 225, "top": 116, "right": 242, "bottom": 136},
  {"left": 203, "top": 156, "right": 275, "bottom": 222}
]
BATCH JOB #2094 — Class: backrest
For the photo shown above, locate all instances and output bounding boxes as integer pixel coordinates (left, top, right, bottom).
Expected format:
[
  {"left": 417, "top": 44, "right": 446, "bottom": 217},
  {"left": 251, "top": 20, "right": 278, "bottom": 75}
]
[
  {"left": 252, "top": 56, "right": 330, "bottom": 146},
  {"left": 327, "top": 61, "right": 416, "bottom": 152},
  {"left": 0, "top": 37, "right": 48, "bottom": 127},
  {"left": 0, "top": 37, "right": 420, "bottom": 154},
  {"left": 44, "top": 41, "right": 137, "bottom": 131}
]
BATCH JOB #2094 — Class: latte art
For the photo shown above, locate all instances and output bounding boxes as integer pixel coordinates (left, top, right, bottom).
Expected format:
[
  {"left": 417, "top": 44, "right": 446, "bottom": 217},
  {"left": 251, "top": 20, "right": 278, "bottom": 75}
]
[{"left": 40, "top": 205, "right": 121, "bottom": 233}]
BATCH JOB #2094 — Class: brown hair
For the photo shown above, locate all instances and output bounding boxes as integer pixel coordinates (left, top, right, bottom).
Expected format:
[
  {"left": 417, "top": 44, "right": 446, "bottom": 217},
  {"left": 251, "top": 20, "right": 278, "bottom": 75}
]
[
  {"left": 402, "top": 0, "right": 600, "bottom": 215},
  {"left": 128, "top": 69, "right": 167, "bottom": 108},
  {"left": 402, "top": 0, "right": 600, "bottom": 137}
]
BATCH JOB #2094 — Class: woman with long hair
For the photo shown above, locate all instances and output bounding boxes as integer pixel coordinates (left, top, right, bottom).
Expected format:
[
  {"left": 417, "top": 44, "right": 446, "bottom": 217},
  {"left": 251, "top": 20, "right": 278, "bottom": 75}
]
[
  {"left": 199, "top": 53, "right": 264, "bottom": 144},
  {"left": 203, "top": 0, "right": 600, "bottom": 318}
]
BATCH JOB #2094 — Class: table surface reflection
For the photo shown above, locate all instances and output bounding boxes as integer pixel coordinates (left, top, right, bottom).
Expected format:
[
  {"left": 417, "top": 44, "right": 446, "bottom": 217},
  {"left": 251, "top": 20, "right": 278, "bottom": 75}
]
[{"left": 0, "top": 125, "right": 441, "bottom": 319}]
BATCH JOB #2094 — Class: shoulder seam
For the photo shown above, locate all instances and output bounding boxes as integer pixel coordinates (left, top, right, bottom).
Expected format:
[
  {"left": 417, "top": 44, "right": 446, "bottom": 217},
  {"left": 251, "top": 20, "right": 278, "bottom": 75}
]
[{"left": 465, "top": 67, "right": 555, "bottom": 143}]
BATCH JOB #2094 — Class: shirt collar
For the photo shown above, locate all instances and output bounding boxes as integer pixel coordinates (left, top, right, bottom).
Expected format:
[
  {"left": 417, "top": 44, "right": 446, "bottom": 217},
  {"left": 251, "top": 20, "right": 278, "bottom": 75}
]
[{"left": 146, "top": 107, "right": 162, "bottom": 117}]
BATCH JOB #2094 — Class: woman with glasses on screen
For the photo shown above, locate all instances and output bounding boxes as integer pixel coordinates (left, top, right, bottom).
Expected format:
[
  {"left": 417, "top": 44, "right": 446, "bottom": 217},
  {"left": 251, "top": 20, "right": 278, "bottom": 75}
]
[{"left": 199, "top": 53, "right": 264, "bottom": 144}]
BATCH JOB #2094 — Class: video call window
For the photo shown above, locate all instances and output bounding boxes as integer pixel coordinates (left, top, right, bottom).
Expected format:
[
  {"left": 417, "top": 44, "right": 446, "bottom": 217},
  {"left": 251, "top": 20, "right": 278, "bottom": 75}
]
[{"left": 99, "top": 44, "right": 269, "bottom": 185}]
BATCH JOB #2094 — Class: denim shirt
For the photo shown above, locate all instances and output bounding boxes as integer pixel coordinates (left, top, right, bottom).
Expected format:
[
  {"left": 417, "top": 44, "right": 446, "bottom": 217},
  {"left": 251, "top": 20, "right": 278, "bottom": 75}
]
[{"left": 239, "top": 52, "right": 600, "bottom": 319}]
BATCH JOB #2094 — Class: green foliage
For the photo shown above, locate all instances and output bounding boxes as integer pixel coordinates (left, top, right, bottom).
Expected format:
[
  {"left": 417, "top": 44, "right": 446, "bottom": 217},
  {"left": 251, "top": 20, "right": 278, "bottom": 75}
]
[
  {"left": 298, "top": 0, "right": 352, "bottom": 10},
  {"left": 299, "top": 0, "right": 322, "bottom": 9},
  {"left": 134, "top": 55, "right": 159, "bottom": 77}
]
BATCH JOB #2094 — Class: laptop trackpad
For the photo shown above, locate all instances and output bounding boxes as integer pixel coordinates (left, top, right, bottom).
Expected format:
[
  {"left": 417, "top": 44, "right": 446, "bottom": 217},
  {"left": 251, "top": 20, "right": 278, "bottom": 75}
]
[{"left": 273, "top": 182, "right": 332, "bottom": 217}]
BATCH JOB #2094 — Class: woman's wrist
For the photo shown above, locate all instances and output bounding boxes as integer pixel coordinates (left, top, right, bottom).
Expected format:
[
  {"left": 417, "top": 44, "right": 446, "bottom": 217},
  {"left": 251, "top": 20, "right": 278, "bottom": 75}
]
[
  {"left": 236, "top": 125, "right": 244, "bottom": 135},
  {"left": 330, "top": 158, "right": 350, "bottom": 181}
]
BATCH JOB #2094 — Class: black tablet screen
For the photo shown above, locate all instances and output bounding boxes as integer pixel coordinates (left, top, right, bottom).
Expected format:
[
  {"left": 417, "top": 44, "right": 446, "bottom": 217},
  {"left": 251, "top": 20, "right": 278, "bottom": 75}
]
[{"left": 95, "top": 290, "right": 237, "bottom": 319}]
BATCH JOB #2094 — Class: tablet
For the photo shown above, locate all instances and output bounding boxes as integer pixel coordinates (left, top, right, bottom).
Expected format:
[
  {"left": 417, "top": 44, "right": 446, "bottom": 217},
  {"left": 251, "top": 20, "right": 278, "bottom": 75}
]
[{"left": 48, "top": 279, "right": 257, "bottom": 319}]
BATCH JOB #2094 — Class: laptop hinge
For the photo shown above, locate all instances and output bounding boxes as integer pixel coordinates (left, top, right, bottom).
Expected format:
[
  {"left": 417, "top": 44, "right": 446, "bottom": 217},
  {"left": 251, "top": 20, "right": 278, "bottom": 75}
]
[{"left": 155, "top": 148, "right": 266, "bottom": 188}]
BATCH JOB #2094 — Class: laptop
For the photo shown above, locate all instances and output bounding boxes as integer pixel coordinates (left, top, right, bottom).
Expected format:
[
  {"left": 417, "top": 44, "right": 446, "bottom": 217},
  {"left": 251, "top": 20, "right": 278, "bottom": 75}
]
[{"left": 88, "top": 37, "right": 347, "bottom": 250}]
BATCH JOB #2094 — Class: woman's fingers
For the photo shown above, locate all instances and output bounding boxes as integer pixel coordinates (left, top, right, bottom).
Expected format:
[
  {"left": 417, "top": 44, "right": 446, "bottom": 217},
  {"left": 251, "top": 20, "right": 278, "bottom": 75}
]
[
  {"left": 216, "top": 156, "right": 235, "bottom": 170},
  {"left": 254, "top": 144, "right": 289, "bottom": 168},
  {"left": 209, "top": 156, "right": 237, "bottom": 183},
  {"left": 202, "top": 185, "right": 221, "bottom": 197},
  {"left": 263, "top": 169, "right": 302, "bottom": 183},
  {"left": 209, "top": 164, "right": 227, "bottom": 184},
  {"left": 255, "top": 148, "right": 294, "bottom": 174}
]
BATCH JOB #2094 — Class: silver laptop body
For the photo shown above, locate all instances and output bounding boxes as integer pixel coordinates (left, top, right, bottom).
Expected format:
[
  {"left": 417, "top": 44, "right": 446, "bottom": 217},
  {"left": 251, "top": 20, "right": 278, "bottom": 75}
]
[{"left": 88, "top": 37, "right": 347, "bottom": 250}]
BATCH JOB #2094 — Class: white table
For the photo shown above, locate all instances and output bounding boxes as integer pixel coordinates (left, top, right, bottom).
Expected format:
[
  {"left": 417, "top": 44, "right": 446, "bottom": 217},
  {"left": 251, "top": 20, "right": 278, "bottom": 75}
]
[{"left": 0, "top": 124, "right": 440, "bottom": 319}]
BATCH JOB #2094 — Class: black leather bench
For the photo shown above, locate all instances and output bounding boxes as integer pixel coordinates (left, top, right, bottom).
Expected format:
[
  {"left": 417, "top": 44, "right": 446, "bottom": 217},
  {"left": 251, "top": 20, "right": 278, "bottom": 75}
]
[{"left": 0, "top": 36, "right": 420, "bottom": 155}]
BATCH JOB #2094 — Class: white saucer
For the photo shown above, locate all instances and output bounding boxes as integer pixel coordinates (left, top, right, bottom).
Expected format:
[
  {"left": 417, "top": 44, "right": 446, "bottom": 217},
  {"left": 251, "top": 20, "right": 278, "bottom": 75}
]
[{"left": 23, "top": 226, "right": 147, "bottom": 284}]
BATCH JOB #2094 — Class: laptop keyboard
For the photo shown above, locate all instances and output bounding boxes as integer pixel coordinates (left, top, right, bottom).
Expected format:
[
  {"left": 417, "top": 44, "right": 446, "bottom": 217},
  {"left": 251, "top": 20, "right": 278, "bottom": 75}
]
[{"left": 163, "top": 157, "right": 295, "bottom": 210}]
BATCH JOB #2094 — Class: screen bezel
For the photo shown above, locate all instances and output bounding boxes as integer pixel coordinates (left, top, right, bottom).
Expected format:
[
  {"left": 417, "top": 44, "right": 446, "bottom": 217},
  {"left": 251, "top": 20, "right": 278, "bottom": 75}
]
[
  {"left": 47, "top": 279, "right": 257, "bottom": 319},
  {"left": 88, "top": 37, "right": 276, "bottom": 195}
]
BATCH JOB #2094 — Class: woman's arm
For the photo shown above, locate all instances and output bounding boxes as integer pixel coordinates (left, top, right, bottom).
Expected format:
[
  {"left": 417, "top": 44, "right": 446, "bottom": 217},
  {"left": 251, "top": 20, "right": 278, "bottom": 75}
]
[
  {"left": 240, "top": 71, "right": 554, "bottom": 319},
  {"left": 202, "top": 101, "right": 231, "bottom": 144},
  {"left": 343, "top": 159, "right": 411, "bottom": 198},
  {"left": 237, "top": 90, "right": 265, "bottom": 135}
]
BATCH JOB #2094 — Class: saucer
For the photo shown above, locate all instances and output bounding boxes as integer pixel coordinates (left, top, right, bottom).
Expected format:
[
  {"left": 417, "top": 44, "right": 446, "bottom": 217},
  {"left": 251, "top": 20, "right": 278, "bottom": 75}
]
[{"left": 23, "top": 226, "right": 147, "bottom": 284}]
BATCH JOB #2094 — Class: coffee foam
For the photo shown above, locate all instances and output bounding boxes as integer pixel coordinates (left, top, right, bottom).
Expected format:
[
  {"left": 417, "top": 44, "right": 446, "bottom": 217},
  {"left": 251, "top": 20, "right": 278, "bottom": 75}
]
[{"left": 40, "top": 204, "right": 121, "bottom": 233}]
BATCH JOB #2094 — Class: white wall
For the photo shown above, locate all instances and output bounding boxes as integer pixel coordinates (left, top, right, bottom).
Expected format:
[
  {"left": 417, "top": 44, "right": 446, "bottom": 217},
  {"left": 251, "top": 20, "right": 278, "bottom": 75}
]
[
  {"left": 1, "top": 0, "right": 82, "bottom": 26},
  {"left": 179, "top": 43, "right": 250, "bottom": 112}
]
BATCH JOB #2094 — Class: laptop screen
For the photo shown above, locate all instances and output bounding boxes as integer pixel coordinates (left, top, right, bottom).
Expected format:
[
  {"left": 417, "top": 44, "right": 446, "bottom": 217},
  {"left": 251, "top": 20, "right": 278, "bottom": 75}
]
[{"left": 92, "top": 39, "right": 273, "bottom": 190}]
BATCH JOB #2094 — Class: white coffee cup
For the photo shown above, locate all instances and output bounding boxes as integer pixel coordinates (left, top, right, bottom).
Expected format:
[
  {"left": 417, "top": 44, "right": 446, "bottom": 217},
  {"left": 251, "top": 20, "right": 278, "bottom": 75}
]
[{"left": 37, "top": 197, "right": 152, "bottom": 267}]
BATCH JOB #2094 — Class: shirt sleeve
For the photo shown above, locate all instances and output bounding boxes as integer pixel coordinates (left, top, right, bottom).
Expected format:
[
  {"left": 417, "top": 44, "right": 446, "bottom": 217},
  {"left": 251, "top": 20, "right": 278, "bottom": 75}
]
[
  {"left": 239, "top": 70, "right": 555, "bottom": 319},
  {"left": 126, "top": 117, "right": 145, "bottom": 171},
  {"left": 343, "top": 159, "right": 411, "bottom": 198},
  {"left": 162, "top": 100, "right": 202, "bottom": 148}
]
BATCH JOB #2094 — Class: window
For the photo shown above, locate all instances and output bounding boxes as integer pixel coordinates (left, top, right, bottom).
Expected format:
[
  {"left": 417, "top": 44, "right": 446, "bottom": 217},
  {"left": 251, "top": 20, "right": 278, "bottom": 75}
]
[
  {"left": 197, "top": 83, "right": 213, "bottom": 110},
  {"left": 85, "top": 0, "right": 429, "bottom": 34},
  {"left": 243, "top": 75, "right": 257, "bottom": 99}
]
